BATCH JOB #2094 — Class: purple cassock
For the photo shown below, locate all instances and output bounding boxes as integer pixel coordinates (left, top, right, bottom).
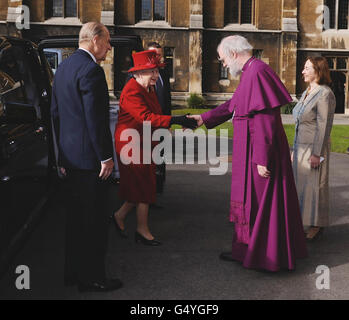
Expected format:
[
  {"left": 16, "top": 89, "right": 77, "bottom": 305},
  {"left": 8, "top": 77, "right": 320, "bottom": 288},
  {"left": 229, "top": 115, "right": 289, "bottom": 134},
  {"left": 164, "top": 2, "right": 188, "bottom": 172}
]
[{"left": 202, "top": 57, "right": 307, "bottom": 272}]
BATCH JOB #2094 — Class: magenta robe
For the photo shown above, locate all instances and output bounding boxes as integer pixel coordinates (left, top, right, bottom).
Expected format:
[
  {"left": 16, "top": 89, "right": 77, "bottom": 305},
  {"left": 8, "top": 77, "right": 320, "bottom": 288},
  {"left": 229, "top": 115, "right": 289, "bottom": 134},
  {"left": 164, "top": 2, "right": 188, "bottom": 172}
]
[{"left": 202, "top": 57, "right": 307, "bottom": 271}]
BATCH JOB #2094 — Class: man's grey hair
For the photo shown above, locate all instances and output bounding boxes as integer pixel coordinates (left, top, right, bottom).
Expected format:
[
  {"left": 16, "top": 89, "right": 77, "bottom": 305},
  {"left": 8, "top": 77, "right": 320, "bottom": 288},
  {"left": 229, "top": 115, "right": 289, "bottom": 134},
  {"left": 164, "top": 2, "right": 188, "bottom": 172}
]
[
  {"left": 79, "top": 22, "right": 107, "bottom": 44},
  {"left": 218, "top": 35, "right": 253, "bottom": 56}
]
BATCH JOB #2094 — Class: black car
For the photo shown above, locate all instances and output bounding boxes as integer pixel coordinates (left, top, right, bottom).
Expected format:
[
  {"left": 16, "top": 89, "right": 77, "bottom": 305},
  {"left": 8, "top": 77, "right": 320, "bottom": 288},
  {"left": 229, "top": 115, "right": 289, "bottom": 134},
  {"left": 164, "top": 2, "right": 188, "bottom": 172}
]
[{"left": 0, "top": 35, "right": 142, "bottom": 275}]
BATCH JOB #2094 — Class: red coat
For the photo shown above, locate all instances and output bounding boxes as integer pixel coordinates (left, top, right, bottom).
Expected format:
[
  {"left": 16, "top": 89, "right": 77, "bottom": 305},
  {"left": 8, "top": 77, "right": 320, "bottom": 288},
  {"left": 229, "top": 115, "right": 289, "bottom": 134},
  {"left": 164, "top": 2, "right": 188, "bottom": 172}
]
[{"left": 115, "top": 78, "right": 171, "bottom": 203}]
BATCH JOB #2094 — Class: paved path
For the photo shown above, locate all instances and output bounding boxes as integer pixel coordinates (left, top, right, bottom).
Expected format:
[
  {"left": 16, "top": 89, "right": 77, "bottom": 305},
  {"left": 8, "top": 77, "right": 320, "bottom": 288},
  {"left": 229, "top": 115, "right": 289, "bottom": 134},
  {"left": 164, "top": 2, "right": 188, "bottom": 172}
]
[{"left": 0, "top": 148, "right": 348, "bottom": 300}]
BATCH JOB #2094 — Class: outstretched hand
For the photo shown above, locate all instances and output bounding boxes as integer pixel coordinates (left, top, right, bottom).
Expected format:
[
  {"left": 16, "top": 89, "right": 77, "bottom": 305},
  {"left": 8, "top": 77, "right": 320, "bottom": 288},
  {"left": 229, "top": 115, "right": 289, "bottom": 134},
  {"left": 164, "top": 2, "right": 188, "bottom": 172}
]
[
  {"left": 188, "top": 114, "right": 203, "bottom": 127},
  {"left": 170, "top": 115, "right": 198, "bottom": 130}
]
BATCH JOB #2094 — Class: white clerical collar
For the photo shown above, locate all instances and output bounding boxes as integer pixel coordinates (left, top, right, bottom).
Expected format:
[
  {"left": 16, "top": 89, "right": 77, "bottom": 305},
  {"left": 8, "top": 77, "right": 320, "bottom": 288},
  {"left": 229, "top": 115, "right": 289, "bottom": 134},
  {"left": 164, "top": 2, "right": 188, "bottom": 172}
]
[
  {"left": 241, "top": 56, "right": 255, "bottom": 73},
  {"left": 79, "top": 47, "right": 97, "bottom": 63}
]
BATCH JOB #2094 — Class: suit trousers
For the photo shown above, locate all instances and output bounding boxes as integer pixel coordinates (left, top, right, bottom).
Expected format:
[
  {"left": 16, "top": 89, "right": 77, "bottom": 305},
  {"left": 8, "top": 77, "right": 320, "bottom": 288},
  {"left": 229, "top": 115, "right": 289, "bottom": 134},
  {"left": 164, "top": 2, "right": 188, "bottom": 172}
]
[{"left": 64, "top": 169, "right": 109, "bottom": 283}]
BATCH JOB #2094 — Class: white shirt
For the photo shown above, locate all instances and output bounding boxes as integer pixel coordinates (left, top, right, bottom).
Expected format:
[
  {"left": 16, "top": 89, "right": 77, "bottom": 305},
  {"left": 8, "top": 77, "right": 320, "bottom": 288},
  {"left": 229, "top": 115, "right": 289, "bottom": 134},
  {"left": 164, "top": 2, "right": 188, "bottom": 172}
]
[
  {"left": 79, "top": 47, "right": 97, "bottom": 63},
  {"left": 158, "top": 73, "right": 164, "bottom": 87}
]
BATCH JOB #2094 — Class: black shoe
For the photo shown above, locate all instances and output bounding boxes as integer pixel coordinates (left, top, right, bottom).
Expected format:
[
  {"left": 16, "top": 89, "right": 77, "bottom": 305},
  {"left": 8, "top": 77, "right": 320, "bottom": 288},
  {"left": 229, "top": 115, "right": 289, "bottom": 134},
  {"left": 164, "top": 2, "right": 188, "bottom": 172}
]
[
  {"left": 110, "top": 214, "right": 128, "bottom": 238},
  {"left": 77, "top": 278, "right": 123, "bottom": 293},
  {"left": 219, "top": 252, "right": 235, "bottom": 262},
  {"left": 135, "top": 231, "right": 162, "bottom": 246}
]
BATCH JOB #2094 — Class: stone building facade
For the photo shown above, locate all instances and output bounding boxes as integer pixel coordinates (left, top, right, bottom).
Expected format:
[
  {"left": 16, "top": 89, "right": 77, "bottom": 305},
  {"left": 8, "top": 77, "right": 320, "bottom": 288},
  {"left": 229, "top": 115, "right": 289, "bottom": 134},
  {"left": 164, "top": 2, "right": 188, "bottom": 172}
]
[
  {"left": 0, "top": 0, "right": 348, "bottom": 113},
  {"left": 298, "top": 0, "right": 349, "bottom": 113},
  {"left": 0, "top": 0, "right": 116, "bottom": 92}
]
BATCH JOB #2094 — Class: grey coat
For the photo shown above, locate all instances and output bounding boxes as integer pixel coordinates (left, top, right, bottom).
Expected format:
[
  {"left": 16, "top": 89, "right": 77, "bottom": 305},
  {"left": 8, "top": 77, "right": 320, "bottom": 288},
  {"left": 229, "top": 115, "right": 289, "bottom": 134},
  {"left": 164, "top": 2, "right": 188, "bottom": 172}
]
[{"left": 292, "top": 85, "right": 336, "bottom": 227}]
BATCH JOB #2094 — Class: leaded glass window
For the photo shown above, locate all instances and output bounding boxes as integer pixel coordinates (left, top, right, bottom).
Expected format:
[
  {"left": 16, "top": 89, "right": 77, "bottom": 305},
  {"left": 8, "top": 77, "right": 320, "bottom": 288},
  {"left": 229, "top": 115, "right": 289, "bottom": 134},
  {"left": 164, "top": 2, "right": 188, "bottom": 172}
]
[{"left": 140, "top": 0, "right": 166, "bottom": 21}]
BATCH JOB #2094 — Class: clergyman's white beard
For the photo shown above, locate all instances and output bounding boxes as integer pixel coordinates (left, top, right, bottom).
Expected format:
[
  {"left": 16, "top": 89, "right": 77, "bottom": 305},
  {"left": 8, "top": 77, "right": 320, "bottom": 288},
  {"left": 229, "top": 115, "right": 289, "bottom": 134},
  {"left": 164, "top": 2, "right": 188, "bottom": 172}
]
[{"left": 228, "top": 62, "right": 242, "bottom": 78}]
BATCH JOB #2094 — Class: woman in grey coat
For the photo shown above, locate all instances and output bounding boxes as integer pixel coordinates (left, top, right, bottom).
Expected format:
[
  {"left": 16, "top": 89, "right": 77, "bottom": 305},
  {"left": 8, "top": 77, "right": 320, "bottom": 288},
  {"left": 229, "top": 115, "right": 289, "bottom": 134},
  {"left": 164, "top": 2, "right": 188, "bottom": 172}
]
[{"left": 292, "top": 57, "right": 336, "bottom": 240}]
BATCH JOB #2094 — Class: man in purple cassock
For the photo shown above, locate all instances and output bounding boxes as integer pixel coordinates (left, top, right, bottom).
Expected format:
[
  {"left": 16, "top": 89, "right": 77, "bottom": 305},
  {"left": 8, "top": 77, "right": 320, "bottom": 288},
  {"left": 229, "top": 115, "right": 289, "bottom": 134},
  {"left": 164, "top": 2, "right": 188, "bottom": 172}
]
[{"left": 190, "top": 35, "right": 307, "bottom": 272}]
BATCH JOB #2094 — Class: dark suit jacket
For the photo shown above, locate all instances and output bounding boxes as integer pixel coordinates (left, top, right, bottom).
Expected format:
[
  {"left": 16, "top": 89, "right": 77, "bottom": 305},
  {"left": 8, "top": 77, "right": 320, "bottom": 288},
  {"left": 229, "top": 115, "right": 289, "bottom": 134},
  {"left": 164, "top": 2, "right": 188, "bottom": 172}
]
[
  {"left": 156, "top": 69, "right": 172, "bottom": 116},
  {"left": 51, "top": 49, "right": 113, "bottom": 170}
]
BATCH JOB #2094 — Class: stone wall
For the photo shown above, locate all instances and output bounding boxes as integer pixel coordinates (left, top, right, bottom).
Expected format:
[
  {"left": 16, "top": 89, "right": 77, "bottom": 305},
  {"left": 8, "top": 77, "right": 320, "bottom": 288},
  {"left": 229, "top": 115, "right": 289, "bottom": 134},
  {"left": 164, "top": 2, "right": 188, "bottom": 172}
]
[
  {"left": 118, "top": 27, "right": 190, "bottom": 92},
  {"left": 204, "top": 0, "right": 224, "bottom": 28},
  {"left": 80, "top": 0, "right": 101, "bottom": 23},
  {"left": 0, "top": 0, "right": 9, "bottom": 21},
  {"left": 257, "top": 0, "right": 282, "bottom": 30},
  {"left": 3, "top": 0, "right": 346, "bottom": 110},
  {"left": 203, "top": 31, "right": 285, "bottom": 93},
  {"left": 26, "top": 0, "right": 44, "bottom": 22},
  {"left": 102, "top": 0, "right": 114, "bottom": 11}
]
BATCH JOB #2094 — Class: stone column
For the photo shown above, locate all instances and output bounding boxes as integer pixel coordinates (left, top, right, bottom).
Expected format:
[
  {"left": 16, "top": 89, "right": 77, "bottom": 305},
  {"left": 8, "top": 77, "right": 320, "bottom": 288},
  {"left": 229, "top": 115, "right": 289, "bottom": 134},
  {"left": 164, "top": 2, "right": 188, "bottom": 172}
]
[
  {"left": 189, "top": 0, "right": 203, "bottom": 94},
  {"left": 101, "top": 0, "right": 114, "bottom": 26},
  {"left": 280, "top": 0, "right": 298, "bottom": 97},
  {"left": 100, "top": 0, "right": 115, "bottom": 96},
  {"left": 80, "top": 0, "right": 102, "bottom": 23},
  {"left": 0, "top": 0, "right": 9, "bottom": 21},
  {"left": 27, "top": 0, "right": 45, "bottom": 22}
]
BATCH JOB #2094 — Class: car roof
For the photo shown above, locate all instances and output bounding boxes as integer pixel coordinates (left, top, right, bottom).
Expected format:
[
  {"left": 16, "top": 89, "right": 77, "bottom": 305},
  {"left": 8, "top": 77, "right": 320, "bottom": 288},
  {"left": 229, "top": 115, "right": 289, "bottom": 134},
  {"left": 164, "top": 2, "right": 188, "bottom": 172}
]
[
  {"left": 0, "top": 36, "right": 36, "bottom": 50},
  {"left": 0, "top": 35, "right": 143, "bottom": 53},
  {"left": 38, "top": 35, "right": 143, "bottom": 50}
]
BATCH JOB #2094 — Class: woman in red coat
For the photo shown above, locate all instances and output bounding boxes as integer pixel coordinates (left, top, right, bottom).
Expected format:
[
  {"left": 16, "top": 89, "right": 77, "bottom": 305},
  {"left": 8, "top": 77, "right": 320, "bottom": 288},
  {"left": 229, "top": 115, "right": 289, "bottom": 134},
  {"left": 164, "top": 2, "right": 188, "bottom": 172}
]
[{"left": 112, "top": 50, "right": 196, "bottom": 246}]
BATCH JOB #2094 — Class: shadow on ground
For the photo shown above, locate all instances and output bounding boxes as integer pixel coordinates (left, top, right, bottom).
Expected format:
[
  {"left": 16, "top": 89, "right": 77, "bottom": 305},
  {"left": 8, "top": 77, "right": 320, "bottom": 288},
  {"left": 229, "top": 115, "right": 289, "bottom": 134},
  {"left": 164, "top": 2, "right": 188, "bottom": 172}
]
[{"left": 0, "top": 154, "right": 349, "bottom": 300}]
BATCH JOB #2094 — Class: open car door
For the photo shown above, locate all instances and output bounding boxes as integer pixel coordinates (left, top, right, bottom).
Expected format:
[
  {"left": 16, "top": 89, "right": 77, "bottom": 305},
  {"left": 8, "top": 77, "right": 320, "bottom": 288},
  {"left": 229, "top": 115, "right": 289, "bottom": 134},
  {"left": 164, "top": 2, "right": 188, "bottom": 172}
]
[
  {"left": 0, "top": 37, "right": 54, "bottom": 267},
  {"left": 0, "top": 34, "right": 143, "bottom": 274}
]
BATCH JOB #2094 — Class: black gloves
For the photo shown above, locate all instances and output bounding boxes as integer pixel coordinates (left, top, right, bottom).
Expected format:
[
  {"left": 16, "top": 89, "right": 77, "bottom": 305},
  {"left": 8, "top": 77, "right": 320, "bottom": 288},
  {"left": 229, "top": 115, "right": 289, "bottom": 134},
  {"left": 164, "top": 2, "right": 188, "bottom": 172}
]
[{"left": 170, "top": 115, "right": 197, "bottom": 130}]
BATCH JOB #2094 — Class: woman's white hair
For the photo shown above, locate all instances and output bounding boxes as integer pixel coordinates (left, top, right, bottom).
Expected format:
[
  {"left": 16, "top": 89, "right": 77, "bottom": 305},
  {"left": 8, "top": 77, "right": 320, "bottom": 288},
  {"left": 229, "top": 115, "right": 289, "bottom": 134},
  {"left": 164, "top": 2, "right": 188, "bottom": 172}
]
[{"left": 218, "top": 35, "right": 253, "bottom": 56}]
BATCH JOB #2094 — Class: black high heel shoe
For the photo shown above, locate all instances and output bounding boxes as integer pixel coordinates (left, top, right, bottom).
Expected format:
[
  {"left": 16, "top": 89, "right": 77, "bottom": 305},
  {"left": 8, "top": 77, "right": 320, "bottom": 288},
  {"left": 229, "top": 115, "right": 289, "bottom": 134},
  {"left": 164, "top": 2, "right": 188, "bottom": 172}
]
[
  {"left": 110, "top": 214, "right": 128, "bottom": 238},
  {"left": 135, "top": 232, "right": 162, "bottom": 246}
]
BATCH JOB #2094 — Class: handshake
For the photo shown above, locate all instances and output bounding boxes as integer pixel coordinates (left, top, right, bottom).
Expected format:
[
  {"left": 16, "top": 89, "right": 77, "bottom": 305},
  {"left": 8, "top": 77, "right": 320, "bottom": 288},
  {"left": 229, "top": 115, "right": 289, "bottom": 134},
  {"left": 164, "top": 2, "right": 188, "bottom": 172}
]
[{"left": 170, "top": 114, "right": 203, "bottom": 130}]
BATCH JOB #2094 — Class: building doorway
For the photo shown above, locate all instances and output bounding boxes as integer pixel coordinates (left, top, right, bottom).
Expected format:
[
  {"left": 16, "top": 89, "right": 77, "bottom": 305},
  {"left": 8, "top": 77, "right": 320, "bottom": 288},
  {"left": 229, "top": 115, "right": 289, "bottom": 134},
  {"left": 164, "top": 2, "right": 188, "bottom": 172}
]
[
  {"left": 326, "top": 56, "right": 348, "bottom": 114},
  {"left": 330, "top": 71, "right": 346, "bottom": 114}
]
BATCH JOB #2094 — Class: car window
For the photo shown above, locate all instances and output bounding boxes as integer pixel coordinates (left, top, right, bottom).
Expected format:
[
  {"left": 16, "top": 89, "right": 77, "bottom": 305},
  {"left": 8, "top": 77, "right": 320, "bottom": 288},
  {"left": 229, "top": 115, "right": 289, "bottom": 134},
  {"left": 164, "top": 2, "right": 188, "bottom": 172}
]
[
  {"left": 44, "top": 51, "right": 59, "bottom": 71},
  {"left": 41, "top": 42, "right": 138, "bottom": 99},
  {"left": 0, "top": 48, "right": 27, "bottom": 104},
  {"left": 0, "top": 45, "right": 41, "bottom": 118}
]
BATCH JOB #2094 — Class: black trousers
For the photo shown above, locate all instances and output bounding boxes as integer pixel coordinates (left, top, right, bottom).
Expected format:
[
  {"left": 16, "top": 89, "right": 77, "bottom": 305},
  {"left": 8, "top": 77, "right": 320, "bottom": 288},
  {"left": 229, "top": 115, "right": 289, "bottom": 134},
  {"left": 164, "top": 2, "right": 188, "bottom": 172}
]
[{"left": 64, "top": 170, "right": 109, "bottom": 283}]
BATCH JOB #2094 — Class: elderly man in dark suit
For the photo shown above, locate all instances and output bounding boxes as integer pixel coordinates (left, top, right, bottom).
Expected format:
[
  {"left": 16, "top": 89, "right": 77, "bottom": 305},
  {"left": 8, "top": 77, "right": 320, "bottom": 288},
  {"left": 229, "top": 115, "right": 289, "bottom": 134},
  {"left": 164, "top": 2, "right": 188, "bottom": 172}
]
[{"left": 51, "top": 22, "right": 122, "bottom": 292}]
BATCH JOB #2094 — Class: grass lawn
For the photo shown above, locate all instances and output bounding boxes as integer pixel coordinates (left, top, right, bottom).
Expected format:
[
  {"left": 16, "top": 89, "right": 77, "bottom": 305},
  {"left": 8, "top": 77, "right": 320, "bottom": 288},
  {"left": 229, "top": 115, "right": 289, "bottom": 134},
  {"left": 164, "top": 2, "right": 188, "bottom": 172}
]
[{"left": 171, "top": 109, "right": 349, "bottom": 154}]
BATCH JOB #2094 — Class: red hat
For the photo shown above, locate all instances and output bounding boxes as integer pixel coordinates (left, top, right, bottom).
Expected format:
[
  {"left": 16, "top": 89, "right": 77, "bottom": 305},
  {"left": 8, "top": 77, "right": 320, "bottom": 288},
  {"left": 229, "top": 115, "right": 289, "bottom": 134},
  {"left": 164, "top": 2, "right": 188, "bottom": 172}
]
[{"left": 128, "top": 50, "right": 165, "bottom": 73}]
